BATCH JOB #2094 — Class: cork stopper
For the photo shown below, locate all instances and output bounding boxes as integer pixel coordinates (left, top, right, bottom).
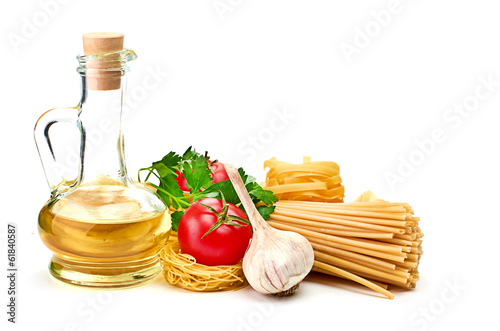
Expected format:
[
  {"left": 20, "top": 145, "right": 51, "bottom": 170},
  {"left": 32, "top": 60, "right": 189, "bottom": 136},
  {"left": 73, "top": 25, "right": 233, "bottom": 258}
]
[{"left": 82, "top": 32, "right": 124, "bottom": 91}]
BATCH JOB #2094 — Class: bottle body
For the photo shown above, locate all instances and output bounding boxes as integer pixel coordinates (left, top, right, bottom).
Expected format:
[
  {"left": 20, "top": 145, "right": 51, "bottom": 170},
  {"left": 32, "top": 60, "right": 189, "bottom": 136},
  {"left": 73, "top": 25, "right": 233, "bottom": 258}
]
[
  {"left": 35, "top": 46, "right": 171, "bottom": 287},
  {"left": 38, "top": 178, "right": 170, "bottom": 287}
]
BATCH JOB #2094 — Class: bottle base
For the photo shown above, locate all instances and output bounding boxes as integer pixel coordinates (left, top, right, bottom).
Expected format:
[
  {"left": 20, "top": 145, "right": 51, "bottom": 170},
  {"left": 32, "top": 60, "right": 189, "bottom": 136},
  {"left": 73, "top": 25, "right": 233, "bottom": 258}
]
[{"left": 48, "top": 255, "right": 162, "bottom": 288}]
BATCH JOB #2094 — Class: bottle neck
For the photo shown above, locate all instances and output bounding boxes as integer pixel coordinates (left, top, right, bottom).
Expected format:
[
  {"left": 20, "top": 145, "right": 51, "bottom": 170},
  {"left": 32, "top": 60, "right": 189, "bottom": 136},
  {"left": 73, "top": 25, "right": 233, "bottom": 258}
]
[{"left": 78, "top": 74, "right": 131, "bottom": 185}]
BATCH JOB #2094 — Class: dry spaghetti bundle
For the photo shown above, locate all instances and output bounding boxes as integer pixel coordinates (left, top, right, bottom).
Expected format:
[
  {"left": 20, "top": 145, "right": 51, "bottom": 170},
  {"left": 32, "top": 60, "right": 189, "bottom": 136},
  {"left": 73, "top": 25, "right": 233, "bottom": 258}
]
[
  {"left": 160, "top": 237, "right": 248, "bottom": 292},
  {"left": 267, "top": 191, "right": 423, "bottom": 299}
]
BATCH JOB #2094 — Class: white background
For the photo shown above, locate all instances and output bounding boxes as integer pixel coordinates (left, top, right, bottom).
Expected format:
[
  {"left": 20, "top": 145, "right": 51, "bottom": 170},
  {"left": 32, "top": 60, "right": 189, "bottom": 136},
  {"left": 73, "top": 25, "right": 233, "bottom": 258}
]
[{"left": 1, "top": 0, "right": 499, "bottom": 330}]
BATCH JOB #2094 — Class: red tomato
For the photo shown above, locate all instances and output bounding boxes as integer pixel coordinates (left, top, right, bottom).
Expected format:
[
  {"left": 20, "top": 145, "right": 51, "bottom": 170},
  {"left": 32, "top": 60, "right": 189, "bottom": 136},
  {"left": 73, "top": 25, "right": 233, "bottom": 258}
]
[
  {"left": 209, "top": 161, "right": 230, "bottom": 182},
  {"left": 177, "top": 198, "right": 252, "bottom": 266},
  {"left": 175, "top": 161, "right": 229, "bottom": 192}
]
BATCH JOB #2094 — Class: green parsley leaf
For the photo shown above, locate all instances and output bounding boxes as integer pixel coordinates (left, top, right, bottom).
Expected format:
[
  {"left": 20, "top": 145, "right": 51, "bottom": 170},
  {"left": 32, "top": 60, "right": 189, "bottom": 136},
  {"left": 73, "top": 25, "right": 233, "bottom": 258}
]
[
  {"left": 257, "top": 205, "right": 276, "bottom": 220},
  {"left": 182, "top": 155, "right": 213, "bottom": 194},
  {"left": 202, "top": 180, "right": 240, "bottom": 204},
  {"left": 247, "top": 183, "right": 278, "bottom": 205},
  {"left": 170, "top": 211, "right": 184, "bottom": 232},
  {"left": 181, "top": 146, "right": 198, "bottom": 161},
  {"left": 151, "top": 161, "right": 175, "bottom": 178},
  {"left": 159, "top": 151, "right": 182, "bottom": 168},
  {"left": 157, "top": 174, "right": 188, "bottom": 210}
]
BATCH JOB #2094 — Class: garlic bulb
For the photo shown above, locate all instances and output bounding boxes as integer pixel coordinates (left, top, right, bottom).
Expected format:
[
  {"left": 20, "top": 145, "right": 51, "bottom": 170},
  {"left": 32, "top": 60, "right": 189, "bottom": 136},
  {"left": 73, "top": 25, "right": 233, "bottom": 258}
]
[{"left": 225, "top": 164, "right": 314, "bottom": 296}]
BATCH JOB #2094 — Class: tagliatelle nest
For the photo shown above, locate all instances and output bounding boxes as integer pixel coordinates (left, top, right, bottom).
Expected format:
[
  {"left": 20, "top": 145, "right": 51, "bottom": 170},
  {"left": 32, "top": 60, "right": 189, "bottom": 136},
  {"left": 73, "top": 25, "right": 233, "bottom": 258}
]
[{"left": 159, "top": 238, "right": 248, "bottom": 292}]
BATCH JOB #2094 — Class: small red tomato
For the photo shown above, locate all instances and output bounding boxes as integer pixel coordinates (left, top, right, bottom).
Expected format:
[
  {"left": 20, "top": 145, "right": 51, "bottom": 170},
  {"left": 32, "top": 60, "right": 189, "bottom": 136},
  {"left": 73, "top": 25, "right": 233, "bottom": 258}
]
[
  {"left": 209, "top": 161, "right": 230, "bottom": 183},
  {"left": 177, "top": 197, "right": 252, "bottom": 266}
]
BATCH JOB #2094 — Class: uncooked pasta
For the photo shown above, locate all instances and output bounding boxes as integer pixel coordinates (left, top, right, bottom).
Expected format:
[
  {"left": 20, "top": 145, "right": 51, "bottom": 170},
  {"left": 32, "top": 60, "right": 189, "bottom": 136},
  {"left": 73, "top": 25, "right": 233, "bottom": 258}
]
[
  {"left": 263, "top": 157, "right": 344, "bottom": 202},
  {"left": 267, "top": 190, "right": 423, "bottom": 299},
  {"left": 160, "top": 238, "right": 248, "bottom": 292}
]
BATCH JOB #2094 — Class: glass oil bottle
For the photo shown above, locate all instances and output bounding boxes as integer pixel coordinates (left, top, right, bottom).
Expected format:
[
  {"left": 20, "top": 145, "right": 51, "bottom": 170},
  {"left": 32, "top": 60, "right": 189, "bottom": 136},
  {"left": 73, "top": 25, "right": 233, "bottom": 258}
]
[{"left": 34, "top": 33, "right": 171, "bottom": 287}]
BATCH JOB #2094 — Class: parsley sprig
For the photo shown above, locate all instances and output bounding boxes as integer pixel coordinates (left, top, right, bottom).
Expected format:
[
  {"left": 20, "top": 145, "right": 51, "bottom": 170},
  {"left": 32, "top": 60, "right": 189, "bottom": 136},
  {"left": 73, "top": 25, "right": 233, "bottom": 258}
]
[{"left": 138, "top": 147, "right": 277, "bottom": 231}]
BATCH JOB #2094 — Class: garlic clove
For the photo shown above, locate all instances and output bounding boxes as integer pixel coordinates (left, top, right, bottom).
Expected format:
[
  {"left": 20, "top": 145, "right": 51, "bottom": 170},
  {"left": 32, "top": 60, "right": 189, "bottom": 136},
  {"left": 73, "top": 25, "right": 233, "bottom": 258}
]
[{"left": 225, "top": 164, "right": 314, "bottom": 296}]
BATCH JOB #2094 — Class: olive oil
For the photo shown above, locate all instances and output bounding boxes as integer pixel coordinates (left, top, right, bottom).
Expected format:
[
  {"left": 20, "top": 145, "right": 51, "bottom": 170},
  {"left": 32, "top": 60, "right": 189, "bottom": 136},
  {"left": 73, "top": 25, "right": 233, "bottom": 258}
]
[{"left": 38, "top": 182, "right": 171, "bottom": 287}]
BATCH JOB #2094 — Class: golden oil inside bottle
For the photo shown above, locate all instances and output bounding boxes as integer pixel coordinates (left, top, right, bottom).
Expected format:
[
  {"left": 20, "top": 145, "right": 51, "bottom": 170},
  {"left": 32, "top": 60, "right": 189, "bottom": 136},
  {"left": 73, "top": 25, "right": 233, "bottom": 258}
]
[{"left": 38, "top": 180, "right": 171, "bottom": 287}]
